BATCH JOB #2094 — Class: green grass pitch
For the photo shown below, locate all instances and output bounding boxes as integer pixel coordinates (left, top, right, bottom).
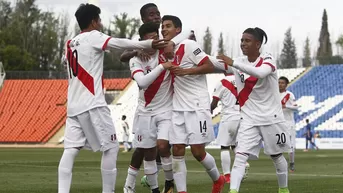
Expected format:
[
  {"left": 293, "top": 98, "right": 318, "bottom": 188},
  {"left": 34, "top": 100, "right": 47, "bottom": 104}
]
[{"left": 1, "top": 148, "right": 342, "bottom": 193}]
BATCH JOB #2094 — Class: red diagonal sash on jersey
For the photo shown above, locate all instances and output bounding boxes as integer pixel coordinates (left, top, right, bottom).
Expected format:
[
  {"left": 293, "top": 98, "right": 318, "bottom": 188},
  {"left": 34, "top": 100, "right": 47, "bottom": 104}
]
[
  {"left": 281, "top": 93, "right": 290, "bottom": 105},
  {"left": 238, "top": 57, "right": 263, "bottom": 107},
  {"left": 221, "top": 79, "right": 238, "bottom": 98},
  {"left": 67, "top": 40, "right": 95, "bottom": 95},
  {"left": 143, "top": 50, "right": 169, "bottom": 107},
  {"left": 170, "top": 44, "right": 186, "bottom": 84}
]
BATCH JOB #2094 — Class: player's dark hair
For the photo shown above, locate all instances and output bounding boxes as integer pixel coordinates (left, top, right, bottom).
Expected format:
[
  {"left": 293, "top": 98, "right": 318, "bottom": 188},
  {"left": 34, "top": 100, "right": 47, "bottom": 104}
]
[
  {"left": 138, "top": 22, "right": 159, "bottom": 40},
  {"left": 162, "top": 15, "right": 182, "bottom": 31},
  {"left": 140, "top": 3, "right": 157, "bottom": 18},
  {"left": 243, "top": 27, "right": 268, "bottom": 44},
  {"left": 122, "top": 115, "right": 126, "bottom": 120},
  {"left": 75, "top": 3, "right": 101, "bottom": 31},
  {"left": 279, "top": 76, "right": 289, "bottom": 85}
]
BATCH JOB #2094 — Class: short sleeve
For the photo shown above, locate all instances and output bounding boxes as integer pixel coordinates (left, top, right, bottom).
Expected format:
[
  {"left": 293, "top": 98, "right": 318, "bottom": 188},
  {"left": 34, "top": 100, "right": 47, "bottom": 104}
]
[
  {"left": 262, "top": 53, "right": 276, "bottom": 72},
  {"left": 212, "top": 81, "right": 224, "bottom": 100},
  {"left": 129, "top": 58, "right": 144, "bottom": 78},
  {"left": 185, "top": 40, "right": 209, "bottom": 66},
  {"left": 90, "top": 31, "right": 112, "bottom": 51}
]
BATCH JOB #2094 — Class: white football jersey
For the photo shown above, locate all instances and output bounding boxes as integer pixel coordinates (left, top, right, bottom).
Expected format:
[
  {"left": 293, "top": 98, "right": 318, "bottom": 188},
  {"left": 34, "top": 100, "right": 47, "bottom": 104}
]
[
  {"left": 280, "top": 90, "right": 296, "bottom": 125},
  {"left": 232, "top": 53, "right": 285, "bottom": 125},
  {"left": 172, "top": 39, "right": 211, "bottom": 111},
  {"left": 212, "top": 75, "right": 240, "bottom": 121},
  {"left": 130, "top": 50, "right": 173, "bottom": 115},
  {"left": 65, "top": 30, "right": 112, "bottom": 116}
]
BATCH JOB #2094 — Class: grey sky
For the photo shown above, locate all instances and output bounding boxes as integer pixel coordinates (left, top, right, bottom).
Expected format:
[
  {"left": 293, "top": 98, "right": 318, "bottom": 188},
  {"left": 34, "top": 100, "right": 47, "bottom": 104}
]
[{"left": 26, "top": 0, "right": 343, "bottom": 57}]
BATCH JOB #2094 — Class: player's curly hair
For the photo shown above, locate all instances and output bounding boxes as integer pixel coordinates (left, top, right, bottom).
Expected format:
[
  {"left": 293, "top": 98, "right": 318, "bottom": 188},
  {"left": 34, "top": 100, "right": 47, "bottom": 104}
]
[
  {"left": 243, "top": 27, "right": 268, "bottom": 44},
  {"left": 75, "top": 3, "right": 101, "bottom": 31}
]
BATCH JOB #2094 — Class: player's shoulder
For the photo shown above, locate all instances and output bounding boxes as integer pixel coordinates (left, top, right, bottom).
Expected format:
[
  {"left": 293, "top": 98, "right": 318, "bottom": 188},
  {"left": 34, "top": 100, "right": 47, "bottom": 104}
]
[
  {"left": 181, "top": 39, "right": 200, "bottom": 49},
  {"left": 286, "top": 90, "right": 295, "bottom": 97},
  {"left": 261, "top": 52, "right": 274, "bottom": 61}
]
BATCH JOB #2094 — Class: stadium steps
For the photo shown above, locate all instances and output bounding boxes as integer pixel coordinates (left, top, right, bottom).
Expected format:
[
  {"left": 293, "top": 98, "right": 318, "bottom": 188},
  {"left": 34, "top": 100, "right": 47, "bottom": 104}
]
[
  {"left": 110, "top": 80, "right": 135, "bottom": 105},
  {"left": 48, "top": 125, "right": 65, "bottom": 144},
  {"left": 0, "top": 78, "right": 131, "bottom": 143},
  {"left": 288, "top": 67, "right": 312, "bottom": 86}
]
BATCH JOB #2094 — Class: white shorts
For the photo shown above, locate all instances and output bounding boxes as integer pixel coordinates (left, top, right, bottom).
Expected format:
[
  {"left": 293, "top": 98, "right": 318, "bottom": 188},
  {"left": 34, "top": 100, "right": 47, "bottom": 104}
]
[
  {"left": 216, "top": 119, "right": 240, "bottom": 147},
  {"left": 235, "top": 122, "right": 290, "bottom": 159},
  {"left": 133, "top": 111, "right": 172, "bottom": 148},
  {"left": 170, "top": 110, "right": 215, "bottom": 145},
  {"left": 63, "top": 106, "right": 119, "bottom": 152},
  {"left": 122, "top": 134, "right": 129, "bottom": 142}
]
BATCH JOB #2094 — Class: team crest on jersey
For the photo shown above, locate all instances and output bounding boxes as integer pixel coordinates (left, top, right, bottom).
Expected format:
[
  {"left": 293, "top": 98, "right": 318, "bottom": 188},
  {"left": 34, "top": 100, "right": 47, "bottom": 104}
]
[
  {"left": 110, "top": 134, "right": 117, "bottom": 141},
  {"left": 175, "top": 55, "right": 180, "bottom": 64},
  {"left": 193, "top": 48, "right": 201, "bottom": 56}
]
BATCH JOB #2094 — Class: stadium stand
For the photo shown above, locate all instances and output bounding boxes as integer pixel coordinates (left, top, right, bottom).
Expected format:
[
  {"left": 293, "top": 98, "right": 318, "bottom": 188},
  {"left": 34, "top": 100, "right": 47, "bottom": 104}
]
[
  {"left": 0, "top": 78, "right": 130, "bottom": 143},
  {"left": 288, "top": 65, "right": 343, "bottom": 138}
]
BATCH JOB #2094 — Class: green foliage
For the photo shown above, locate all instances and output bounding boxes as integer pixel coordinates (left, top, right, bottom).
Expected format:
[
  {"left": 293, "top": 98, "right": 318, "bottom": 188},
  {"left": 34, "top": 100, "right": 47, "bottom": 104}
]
[
  {"left": 280, "top": 27, "right": 297, "bottom": 68},
  {"left": 317, "top": 9, "right": 333, "bottom": 65},
  {"left": 302, "top": 37, "right": 311, "bottom": 67},
  {"left": 103, "top": 13, "right": 141, "bottom": 70},
  {"left": 0, "top": 0, "right": 67, "bottom": 71},
  {"left": 203, "top": 27, "right": 212, "bottom": 55},
  {"left": 218, "top": 32, "right": 225, "bottom": 55}
]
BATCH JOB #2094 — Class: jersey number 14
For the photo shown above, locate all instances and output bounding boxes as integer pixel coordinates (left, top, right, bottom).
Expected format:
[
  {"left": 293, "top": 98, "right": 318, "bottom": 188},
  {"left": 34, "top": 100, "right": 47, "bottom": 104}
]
[{"left": 67, "top": 49, "right": 79, "bottom": 79}]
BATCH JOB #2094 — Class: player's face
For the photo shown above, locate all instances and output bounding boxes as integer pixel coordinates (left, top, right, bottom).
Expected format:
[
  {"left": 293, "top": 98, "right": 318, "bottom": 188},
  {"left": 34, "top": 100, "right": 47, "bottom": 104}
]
[
  {"left": 240, "top": 33, "right": 260, "bottom": 56},
  {"left": 161, "top": 20, "right": 181, "bottom": 41},
  {"left": 278, "top": 79, "right": 287, "bottom": 92},
  {"left": 142, "top": 6, "right": 161, "bottom": 25}
]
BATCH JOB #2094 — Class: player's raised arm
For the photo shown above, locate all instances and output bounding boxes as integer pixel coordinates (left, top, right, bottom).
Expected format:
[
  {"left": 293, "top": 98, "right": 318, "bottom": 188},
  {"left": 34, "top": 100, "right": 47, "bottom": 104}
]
[{"left": 217, "top": 54, "right": 274, "bottom": 79}]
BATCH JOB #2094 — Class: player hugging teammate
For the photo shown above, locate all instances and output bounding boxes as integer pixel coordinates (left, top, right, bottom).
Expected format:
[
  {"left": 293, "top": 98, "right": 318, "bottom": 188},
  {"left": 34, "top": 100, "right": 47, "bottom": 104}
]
[{"left": 60, "top": 2, "right": 293, "bottom": 193}]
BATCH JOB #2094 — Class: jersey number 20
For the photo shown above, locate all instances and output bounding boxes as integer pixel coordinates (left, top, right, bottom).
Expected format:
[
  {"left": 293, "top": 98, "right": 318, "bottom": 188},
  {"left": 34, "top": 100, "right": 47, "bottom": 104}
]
[{"left": 67, "top": 49, "right": 78, "bottom": 78}]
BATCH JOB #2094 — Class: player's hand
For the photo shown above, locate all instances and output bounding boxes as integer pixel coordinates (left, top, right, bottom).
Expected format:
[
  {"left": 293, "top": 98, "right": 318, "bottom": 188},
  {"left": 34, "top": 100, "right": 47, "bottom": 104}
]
[
  {"left": 282, "top": 104, "right": 286, "bottom": 108},
  {"left": 137, "top": 50, "right": 151, "bottom": 62},
  {"left": 170, "top": 66, "right": 190, "bottom": 76},
  {"left": 151, "top": 39, "right": 169, "bottom": 49},
  {"left": 161, "top": 62, "right": 173, "bottom": 69},
  {"left": 217, "top": 54, "right": 233, "bottom": 66},
  {"left": 164, "top": 41, "right": 175, "bottom": 59}
]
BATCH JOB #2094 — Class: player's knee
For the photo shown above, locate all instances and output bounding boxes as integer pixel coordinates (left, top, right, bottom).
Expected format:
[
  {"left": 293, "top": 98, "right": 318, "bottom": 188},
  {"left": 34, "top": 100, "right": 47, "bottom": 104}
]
[
  {"left": 157, "top": 142, "right": 171, "bottom": 157},
  {"left": 190, "top": 145, "right": 206, "bottom": 162},
  {"left": 233, "top": 152, "right": 249, "bottom": 167},
  {"left": 221, "top": 146, "right": 230, "bottom": 150},
  {"left": 144, "top": 147, "right": 157, "bottom": 161},
  {"left": 172, "top": 144, "right": 186, "bottom": 156}
]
